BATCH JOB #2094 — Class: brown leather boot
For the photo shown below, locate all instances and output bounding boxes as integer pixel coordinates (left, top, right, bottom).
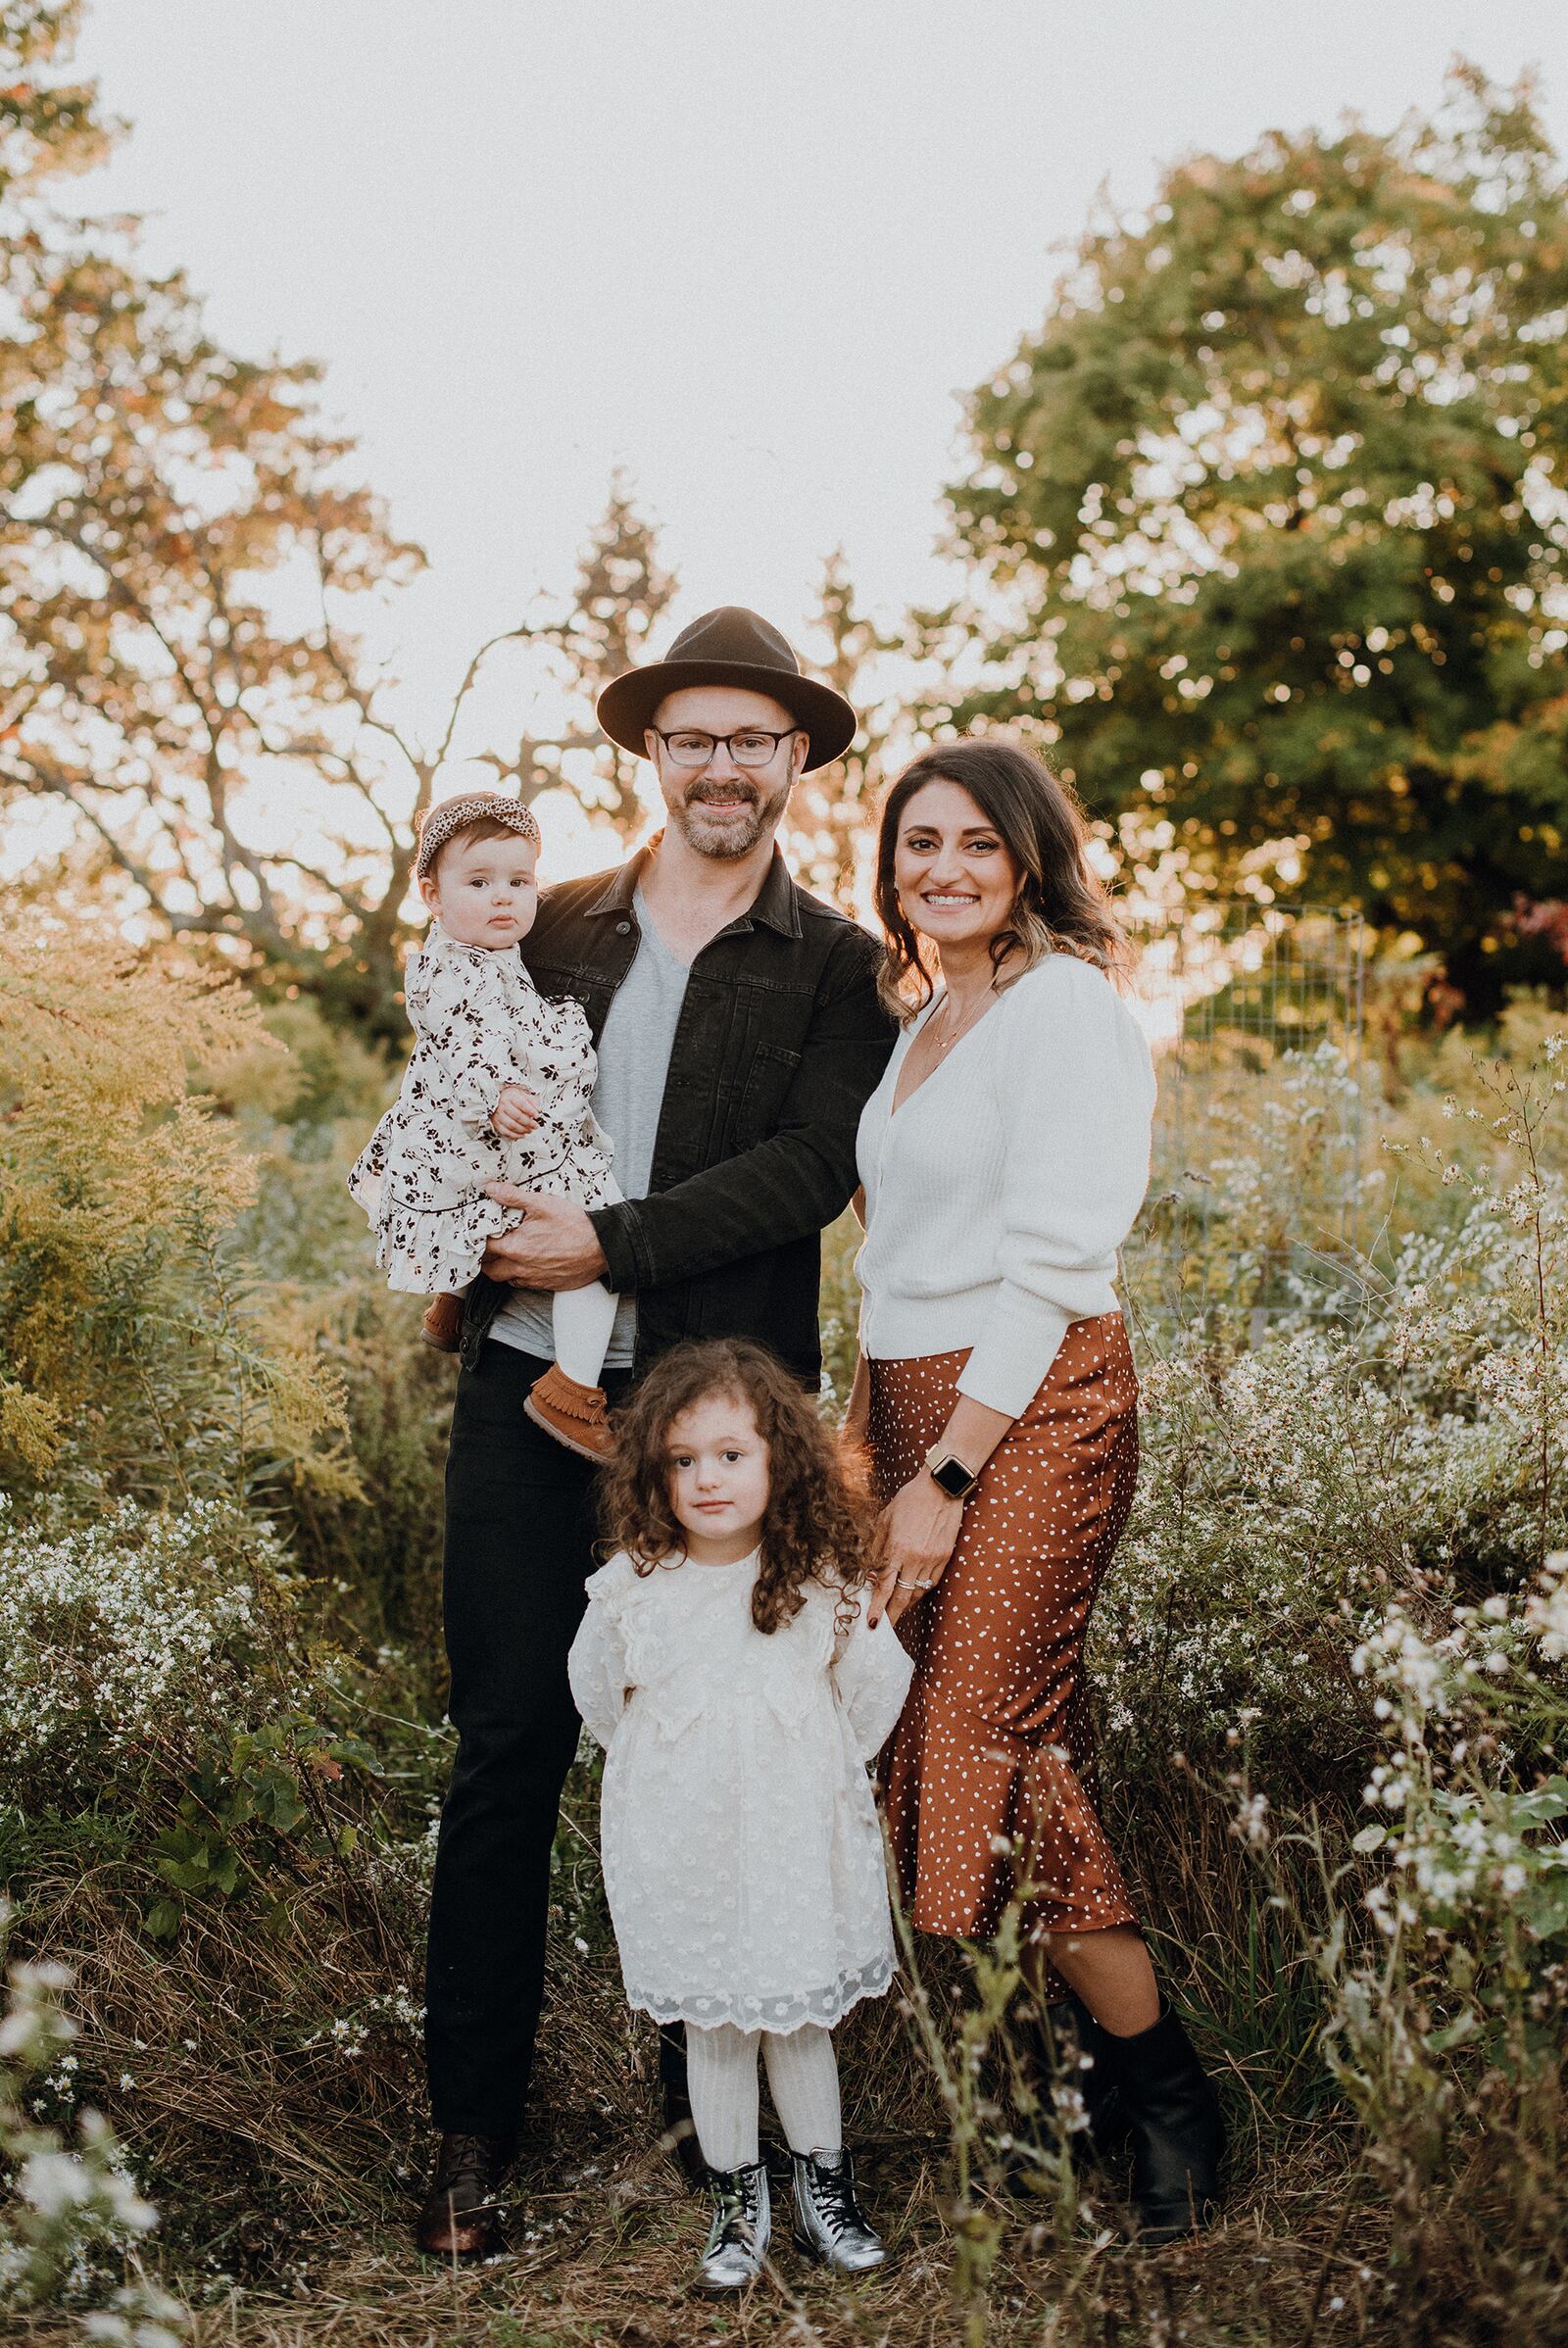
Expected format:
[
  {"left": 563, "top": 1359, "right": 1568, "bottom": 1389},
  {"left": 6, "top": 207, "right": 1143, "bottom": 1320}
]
[
  {"left": 414, "top": 2130, "right": 515, "bottom": 2260},
  {"left": 419, "top": 1294, "right": 466, "bottom": 1354},
  {"left": 523, "top": 1364, "right": 614, "bottom": 1461}
]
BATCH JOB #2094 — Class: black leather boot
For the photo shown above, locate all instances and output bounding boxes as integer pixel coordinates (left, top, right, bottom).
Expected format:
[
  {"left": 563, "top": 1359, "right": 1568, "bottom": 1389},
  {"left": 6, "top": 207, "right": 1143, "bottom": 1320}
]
[
  {"left": 1060, "top": 1992, "right": 1133, "bottom": 2163},
  {"left": 658, "top": 2020, "right": 706, "bottom": 2190},
  {"left": 1004, "top": 1995, "right": 1127, "bottom": 2193},
  {"left": 1094, "top": 2002, "right": 1224, "bottom": 2242},
  {"left": 414, "top": 2130, "right": 515, "bottom": 2260}
]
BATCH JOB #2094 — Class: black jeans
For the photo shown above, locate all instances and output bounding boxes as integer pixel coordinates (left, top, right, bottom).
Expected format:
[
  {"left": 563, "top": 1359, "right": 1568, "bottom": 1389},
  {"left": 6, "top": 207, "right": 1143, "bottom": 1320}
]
[{"left": 424, "top": 1340, "right": 632, "bottom": 2133}]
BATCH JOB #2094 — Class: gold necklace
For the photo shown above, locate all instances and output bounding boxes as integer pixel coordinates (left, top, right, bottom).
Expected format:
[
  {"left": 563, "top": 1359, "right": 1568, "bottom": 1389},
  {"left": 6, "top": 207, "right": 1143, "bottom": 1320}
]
[{"left": 930, "top": 985, "right": 994, "bottom": 1059}]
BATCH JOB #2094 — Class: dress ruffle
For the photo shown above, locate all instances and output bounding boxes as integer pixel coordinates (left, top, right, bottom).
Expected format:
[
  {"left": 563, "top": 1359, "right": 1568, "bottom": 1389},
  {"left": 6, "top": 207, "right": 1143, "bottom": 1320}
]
[
  {"left": 368, "top": 1189, "right": 521, "bottom": 1296},
  {"left": 624, "top": 1954, "right": 897, "bottom": 2037}
]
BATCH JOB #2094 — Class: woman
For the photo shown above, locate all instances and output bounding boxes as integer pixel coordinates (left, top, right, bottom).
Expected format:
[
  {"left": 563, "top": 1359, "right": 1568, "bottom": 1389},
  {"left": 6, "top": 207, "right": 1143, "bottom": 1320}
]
[{"left": 847, "top": 737, "right": 1223, "bottom": 2241}]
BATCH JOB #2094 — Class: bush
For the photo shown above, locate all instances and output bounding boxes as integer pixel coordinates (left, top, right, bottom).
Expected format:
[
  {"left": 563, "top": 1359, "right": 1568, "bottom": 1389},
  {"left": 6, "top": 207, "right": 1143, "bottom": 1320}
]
[{"left": 5, "top": 936, "right": 1568, "bottom": 2340}]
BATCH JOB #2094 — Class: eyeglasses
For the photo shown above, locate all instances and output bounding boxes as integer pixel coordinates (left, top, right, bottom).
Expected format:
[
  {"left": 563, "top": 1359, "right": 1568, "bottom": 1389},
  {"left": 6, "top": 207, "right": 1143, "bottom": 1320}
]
[{"left": 651, "top": 727, "right": 803, "bottom": 770}]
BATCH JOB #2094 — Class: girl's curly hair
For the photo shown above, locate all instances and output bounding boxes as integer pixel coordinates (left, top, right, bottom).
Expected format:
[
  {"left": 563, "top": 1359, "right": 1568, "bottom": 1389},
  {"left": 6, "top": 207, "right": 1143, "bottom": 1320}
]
[{"left": 599, "top": 1339, "right": 871, "bottom": 1636}]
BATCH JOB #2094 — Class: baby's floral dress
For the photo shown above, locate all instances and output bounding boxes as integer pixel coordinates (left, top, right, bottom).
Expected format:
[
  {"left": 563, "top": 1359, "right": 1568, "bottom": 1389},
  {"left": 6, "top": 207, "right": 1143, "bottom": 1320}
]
[
  {"left": 349, "top": 923, "right": 615, "bottom": 1295},
  {"left": 567, "top": 1548, "right": 913, "bottom": 2034}
]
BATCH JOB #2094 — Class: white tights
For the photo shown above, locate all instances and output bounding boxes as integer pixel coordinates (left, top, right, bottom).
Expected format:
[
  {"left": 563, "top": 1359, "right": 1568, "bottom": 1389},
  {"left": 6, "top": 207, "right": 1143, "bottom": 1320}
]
[
  {"left": 686, "top": 2022, "right": 842, "bottom": 2172},
  {"left": 550, "top": 1176, "right": 623, "bottom": 1387}
]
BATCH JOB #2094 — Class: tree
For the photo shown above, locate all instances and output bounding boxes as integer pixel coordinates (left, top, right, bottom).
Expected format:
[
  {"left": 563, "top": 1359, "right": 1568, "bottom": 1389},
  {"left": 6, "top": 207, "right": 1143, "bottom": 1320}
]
[
  {"left": 940, "top": 65, "right": 1568, "bottom": 1009},
  {"left": 534, "top": 474, "right": 677, "bottom": 831},
  {"left": 0, "top": 7, "right": 672, "bottom": 1039},
  {"left": 0, "top": 0, "right": 111, "bottom": 199},
  {"left": 779, "top": 550, "right": 893, "bottom": 914}
]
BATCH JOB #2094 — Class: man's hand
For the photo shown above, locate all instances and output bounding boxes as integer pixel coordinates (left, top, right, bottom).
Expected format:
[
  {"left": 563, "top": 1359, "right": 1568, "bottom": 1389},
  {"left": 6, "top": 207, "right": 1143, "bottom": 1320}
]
[
  {"left": 482, "top": 1186, "right": 611, "bottom": 1291},
  {"left": 490, "top": 1085, "right": 541, "bottom": 1139}
]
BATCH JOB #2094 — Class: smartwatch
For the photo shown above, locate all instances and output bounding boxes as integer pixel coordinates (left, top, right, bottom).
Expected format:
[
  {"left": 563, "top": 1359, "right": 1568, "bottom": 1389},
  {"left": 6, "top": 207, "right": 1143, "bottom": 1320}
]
[{"left": 924, "top": 1443, "right": 981, "bottom": 1502}]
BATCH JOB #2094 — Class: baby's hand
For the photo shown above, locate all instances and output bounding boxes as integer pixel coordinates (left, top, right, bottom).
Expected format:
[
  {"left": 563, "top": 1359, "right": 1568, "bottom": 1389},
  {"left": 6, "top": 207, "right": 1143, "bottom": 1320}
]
[{"left": 491, "top": 1085, "right": 541, "bottom": 1140}]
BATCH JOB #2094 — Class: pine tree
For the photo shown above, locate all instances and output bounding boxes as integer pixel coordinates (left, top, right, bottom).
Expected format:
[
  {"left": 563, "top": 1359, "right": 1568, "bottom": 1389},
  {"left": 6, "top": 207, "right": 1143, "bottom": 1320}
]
[{"left": 781, "top": 551, "right": 892, "bottom": 914}]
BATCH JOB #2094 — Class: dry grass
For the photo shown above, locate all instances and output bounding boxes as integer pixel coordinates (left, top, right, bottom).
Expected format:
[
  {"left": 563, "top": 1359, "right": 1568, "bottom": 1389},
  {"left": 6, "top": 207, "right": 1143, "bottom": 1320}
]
[
  {"left": 8, "top": 1808, "right": 1563, "bottom": 2342},
  {"left": 0, "top": 1788, "right": 1425, "bottom": 2348},
  {"left": 1, "top": 2093, "right": 1381, "bottom": 2348}
]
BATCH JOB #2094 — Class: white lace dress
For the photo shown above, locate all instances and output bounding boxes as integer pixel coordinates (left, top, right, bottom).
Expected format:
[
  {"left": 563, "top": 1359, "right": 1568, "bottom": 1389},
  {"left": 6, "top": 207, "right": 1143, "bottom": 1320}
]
[
  {"left": 568, "top": 1548, "right": 913, "bottom": 2034},
  {"left": 348, "top": 924, "right": 615, "bottom": 1294}
]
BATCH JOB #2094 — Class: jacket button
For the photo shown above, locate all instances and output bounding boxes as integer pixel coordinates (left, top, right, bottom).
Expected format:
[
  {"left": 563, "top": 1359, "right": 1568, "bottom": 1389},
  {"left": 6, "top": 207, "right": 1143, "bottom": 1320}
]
[{"left": 615, "top": 920, "right": 632, "bottom": 935}]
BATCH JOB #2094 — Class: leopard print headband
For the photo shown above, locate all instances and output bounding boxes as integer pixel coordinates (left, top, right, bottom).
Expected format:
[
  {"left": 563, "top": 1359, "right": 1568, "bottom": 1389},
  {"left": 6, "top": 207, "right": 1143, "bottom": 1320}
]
[{"left": 415, "top": 792, "right": 541, "bottom": 880}]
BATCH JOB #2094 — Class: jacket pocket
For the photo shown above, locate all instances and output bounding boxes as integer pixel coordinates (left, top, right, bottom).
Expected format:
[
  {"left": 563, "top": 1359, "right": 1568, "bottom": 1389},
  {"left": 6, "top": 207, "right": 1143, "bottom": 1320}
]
[{"left": 735, "top": 1040, "right": 804, "bottom": 1144}]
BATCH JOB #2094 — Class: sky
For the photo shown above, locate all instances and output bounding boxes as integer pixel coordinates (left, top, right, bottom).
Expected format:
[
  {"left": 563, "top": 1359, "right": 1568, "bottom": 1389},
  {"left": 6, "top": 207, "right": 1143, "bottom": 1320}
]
[
  {"left": 70, "top": 5, "right": 1568, "bottom": 681},
  {"left": 29, "top": 1, "right": 1568, "bottom": 883}
]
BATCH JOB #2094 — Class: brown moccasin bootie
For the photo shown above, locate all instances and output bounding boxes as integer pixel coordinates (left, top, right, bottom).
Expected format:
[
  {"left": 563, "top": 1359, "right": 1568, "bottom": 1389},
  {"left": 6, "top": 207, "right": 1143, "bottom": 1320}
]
[
  {"left": 419, "top": 1294, "right": 466, "bottom": 1353},
  {"left": 523, "top": 1364, "right": 615, "bottom": 1461}
]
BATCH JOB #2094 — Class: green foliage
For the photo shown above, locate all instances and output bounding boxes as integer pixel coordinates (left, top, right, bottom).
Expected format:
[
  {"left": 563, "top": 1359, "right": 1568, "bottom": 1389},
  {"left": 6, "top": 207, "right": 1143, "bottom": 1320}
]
[
  {"left": 0, "top": 924, "right": 356, "bottom": 1504},
  {"left": 943, "top": 64, "right": 1568, "bottom": 1009},
  {"left": 0, "top": 940, "right": 1563, "bottom": 2334},
  {"left": 0, "top": 1899, "right": 185, "bottom": 2335}
]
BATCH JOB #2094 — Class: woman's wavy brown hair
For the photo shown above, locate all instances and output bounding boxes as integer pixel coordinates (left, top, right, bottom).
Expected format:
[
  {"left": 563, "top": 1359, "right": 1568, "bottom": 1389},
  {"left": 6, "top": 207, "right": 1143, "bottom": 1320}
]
[
  {"left": 873, "top": 735, "right": 1129, "bottom": 1020},
  {"left": 599, "top": 1339, "right": 871, "bottom": 1636}
]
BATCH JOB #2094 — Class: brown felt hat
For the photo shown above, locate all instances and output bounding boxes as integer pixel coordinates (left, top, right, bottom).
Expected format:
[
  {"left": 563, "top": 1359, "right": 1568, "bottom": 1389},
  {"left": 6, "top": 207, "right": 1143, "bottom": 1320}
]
[{"left": 596, "top": 606, "right": 858, "bottom": 773}]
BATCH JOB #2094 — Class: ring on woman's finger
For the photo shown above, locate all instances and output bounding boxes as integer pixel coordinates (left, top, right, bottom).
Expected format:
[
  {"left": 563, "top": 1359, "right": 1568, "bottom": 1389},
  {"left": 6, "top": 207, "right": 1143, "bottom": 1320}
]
[{"left": 896, "top": 1575, "right": 934, "bottom": 1591}]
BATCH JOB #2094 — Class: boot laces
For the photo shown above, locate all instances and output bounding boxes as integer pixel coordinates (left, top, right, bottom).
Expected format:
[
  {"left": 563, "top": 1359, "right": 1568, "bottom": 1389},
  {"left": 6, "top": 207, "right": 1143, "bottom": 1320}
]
[
  {"left": 808, "top": 2154, "right": 861, "bottom": 2236},
  {"left": 436, "top": 2132, "right": 501, "bottom": 2195},
  {"left": 710, "top": 2170, "right": 761, "bottom": 2249}
]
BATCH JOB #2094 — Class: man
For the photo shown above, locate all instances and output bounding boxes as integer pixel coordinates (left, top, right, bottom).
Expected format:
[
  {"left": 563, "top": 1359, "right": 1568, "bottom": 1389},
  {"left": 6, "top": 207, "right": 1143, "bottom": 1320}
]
[{"left": 416, "top": 607, "right": 896, "bottom": 2257}]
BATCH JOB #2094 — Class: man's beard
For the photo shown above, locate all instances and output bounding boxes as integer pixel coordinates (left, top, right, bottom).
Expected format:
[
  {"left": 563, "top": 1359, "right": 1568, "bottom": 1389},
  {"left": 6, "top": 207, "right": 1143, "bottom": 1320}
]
[{"left": 669, "top": 776, "right": 790, "bottom": 861}]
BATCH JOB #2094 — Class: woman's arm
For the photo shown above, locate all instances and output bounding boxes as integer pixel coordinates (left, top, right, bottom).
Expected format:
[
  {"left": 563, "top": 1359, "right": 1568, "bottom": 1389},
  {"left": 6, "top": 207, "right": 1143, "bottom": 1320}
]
[
  {"left": 867, "top": 966, "right": 1154, "bottom": 1626},
  {"left": 866, "top": 1392, "right": 1014, "bottom": 1627},
  {"left": 956, "top": 963, "right": 1154, "bottom": 1416}
]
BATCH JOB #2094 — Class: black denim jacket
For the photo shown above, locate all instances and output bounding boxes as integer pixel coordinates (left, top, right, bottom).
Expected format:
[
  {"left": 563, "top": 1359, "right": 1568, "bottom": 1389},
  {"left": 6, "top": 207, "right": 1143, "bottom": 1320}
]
[{"left": 458, "top": 844, "right": 897, "bottom": 1386}]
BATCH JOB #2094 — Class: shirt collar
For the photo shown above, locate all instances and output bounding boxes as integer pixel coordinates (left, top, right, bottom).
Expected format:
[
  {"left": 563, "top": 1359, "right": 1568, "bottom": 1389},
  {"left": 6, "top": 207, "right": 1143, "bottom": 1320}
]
[{"left": 580, "top": 838, "right": 803, "bottom": 941}]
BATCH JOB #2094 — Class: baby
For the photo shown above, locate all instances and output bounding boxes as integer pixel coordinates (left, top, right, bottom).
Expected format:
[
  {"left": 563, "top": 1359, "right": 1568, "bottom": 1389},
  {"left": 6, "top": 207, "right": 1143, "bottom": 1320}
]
[{"left": 349, "top": 792, "right": 620, "bottom": 1459}]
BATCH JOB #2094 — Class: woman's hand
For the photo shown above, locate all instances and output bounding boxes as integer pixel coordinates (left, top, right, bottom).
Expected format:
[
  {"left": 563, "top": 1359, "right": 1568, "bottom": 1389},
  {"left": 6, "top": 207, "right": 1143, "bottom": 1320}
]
[
  {"left": 491, "top": 1084, "right": 541, "bottom": 1139},
  {"left": 867, "top": 1471, "right": 964, "bottom": 1628}
]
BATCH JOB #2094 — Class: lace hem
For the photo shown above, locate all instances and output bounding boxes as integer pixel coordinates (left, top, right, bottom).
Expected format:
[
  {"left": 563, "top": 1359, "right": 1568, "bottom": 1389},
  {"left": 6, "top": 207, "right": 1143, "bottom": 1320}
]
[{"left": 621, "top": 1953, "right": 895, "bottom": 2037}]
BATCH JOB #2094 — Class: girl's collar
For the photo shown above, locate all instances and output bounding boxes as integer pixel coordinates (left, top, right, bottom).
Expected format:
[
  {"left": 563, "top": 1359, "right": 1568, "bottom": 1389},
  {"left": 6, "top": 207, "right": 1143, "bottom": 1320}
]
[
  {"left": 427, "top": 920, "right": 518, "bottom": 960},
  {"left": 674, "top": 1541, "right": 760, "bottom": 1573}
]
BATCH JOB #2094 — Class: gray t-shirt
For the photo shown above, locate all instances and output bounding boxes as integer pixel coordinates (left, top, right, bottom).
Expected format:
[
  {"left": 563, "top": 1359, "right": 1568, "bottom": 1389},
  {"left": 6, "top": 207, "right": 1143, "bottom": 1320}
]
[{"left": 491, "top": 889, "right": 690, "bottom": 1368}]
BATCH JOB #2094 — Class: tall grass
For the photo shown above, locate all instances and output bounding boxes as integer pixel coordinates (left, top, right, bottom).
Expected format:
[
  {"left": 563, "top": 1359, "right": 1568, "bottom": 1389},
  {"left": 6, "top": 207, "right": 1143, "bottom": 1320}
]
[{"left": 3, "top": 938, "right": 1567, "bottom": 2342}]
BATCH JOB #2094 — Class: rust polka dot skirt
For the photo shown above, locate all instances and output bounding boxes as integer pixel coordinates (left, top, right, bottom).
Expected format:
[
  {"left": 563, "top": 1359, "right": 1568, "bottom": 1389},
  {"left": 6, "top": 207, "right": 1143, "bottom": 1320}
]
[{"left": 869, "top": 1314, "right": 1140, "bottom": 1961}]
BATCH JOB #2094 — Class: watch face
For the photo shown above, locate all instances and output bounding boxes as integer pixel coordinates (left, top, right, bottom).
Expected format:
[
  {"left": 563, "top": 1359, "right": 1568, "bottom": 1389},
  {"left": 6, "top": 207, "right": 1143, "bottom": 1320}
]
[{"left": 931, "top": 1454, "right": 974, "bottom": 1498}]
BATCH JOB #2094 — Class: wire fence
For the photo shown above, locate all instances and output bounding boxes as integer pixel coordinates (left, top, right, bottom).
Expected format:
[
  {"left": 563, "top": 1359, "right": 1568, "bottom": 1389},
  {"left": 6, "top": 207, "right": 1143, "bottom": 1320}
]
[{"left": 1122, "top": 902, "right": 1369, "bottom": 1339}]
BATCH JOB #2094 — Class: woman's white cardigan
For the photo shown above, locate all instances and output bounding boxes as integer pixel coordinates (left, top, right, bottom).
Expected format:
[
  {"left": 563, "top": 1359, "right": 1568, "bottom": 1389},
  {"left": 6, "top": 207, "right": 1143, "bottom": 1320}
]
[{"left": 854, "top": 954, "right": 1156, "bottom": 1418}]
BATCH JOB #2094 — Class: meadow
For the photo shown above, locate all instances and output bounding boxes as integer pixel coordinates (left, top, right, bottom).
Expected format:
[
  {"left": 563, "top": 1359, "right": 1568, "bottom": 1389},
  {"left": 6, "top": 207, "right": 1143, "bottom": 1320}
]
[{"left": 1, "top": 921, "right": 1566, "bottom": 2348}]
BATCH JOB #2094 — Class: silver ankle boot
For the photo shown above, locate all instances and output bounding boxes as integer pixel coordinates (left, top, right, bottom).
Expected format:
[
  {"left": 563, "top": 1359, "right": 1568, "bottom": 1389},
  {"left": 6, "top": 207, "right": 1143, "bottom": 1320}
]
[
  {"left": 789, "top": 2147, "right": 887, "bottom": 2273},
  {"left": 694, "top": 2159, "right": 770, "bottom": 2293}
]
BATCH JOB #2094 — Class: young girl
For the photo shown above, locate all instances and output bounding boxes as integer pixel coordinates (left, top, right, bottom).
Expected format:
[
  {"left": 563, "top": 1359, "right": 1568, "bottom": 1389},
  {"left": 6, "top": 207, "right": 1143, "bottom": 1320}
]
[
  {"left": 568, "top": 1338, "right": 912, "bottom": 2294},
  {"left": 348, "top": 790, "right": 620, "bottom": 1460}
]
